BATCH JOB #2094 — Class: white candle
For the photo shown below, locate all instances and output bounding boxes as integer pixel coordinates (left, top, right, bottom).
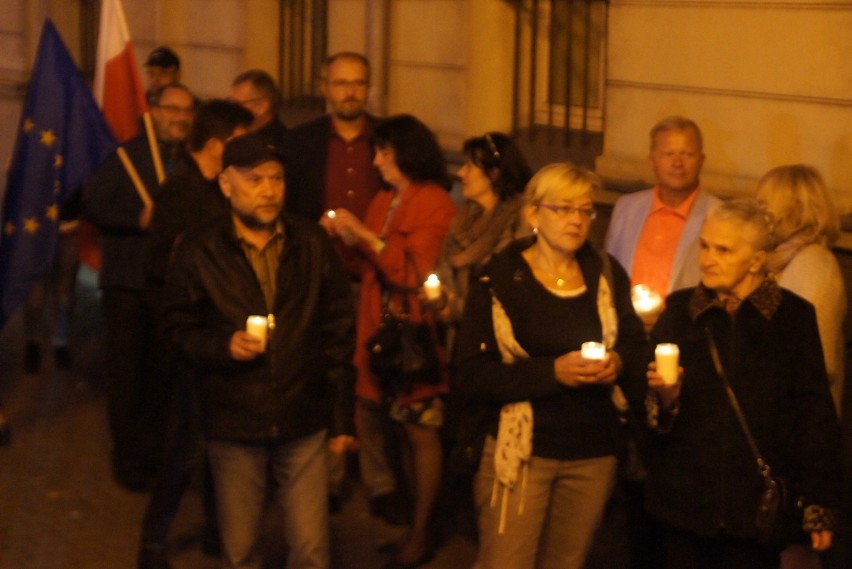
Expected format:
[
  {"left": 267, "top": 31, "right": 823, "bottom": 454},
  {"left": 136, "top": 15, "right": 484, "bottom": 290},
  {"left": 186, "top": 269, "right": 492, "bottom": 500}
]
[
  {"left": 423, "top": 273, "right": 442, "bottom": 300},
  {"left": 246, "top": 315, "right": 269, "bottom": 351},
  {"left": 581, "top": 341, "right": 606, "bottom": 361},
  {"left": 631, "top": 284, "right": 663, "bottom": 316},
  {"left": 655, "top": 343, "right": 680, "bottom": 385},
  {"left": 326, "top": 209, "right": 336, "bottom": 219}
]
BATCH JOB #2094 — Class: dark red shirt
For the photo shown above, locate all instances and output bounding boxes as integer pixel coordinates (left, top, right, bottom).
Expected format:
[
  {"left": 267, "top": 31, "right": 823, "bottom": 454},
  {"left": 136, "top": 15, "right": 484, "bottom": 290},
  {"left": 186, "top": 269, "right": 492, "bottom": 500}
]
[{"left": 324, "top": 122, "right": 382, "bottom": 219}]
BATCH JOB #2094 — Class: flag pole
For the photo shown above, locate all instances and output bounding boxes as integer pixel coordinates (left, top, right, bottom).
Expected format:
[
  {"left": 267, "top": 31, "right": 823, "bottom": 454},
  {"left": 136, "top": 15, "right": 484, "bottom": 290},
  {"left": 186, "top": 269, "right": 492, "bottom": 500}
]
[
  {"left": 116, "top": 147, "right": 153, "bottom": 208},
  {"left": 142, "top": 111, "right": 165, "bottom": 183}
]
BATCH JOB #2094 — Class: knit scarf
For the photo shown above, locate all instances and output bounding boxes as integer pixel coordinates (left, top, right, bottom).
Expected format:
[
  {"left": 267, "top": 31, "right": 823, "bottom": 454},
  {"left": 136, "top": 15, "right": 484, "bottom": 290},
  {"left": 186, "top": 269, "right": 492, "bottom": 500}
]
[
  {"left": 442, "top": 198, "right": 526, "bottom": 309},
  {"left": 765, "top": 232, "right": 813, "bottom": 278}
]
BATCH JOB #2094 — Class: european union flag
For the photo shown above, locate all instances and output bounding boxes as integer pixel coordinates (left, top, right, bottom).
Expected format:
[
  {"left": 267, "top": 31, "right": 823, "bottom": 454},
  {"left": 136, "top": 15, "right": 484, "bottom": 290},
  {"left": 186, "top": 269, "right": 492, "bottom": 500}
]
[{"left": 0, "top": 19, "right": 117, "bottom": 330}]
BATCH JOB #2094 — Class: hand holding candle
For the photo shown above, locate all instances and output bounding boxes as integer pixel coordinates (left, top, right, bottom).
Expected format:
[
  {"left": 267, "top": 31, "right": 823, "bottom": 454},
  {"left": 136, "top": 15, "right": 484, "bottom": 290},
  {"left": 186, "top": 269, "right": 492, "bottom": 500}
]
[
  {"left": 655, "top": 343, "right": 680, "bottom": 385},
  {"left": 423, "top": 273, "right": 442, "bottom": 301},
  {"left": 246, "top": 315, "right": 269, "bottom": 352},
  {"left": 581, "top": 341, "right": 606, "bottom": 361}
]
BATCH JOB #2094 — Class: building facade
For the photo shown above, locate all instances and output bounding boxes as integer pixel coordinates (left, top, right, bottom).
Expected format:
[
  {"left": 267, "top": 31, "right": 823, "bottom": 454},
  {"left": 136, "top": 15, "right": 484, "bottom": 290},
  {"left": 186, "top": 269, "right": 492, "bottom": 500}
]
[{"left": 1, "top": 0, "right": 850, "bottom": 210}]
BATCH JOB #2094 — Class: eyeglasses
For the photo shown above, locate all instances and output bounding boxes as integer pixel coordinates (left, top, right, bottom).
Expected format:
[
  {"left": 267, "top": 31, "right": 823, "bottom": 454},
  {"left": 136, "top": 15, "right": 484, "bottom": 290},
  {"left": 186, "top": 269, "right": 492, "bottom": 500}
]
[
  {"left": 228, "top": 96, "right": 268, "bottom": 107},
  {"left": 536, "top": 203, "right": 597, "bottom": 220},
  {"left": 156, "top": 104, "right": 195, "bottom": 116},
  {"left": 327, "top": 79, "right": 369, "bottom": 89}
]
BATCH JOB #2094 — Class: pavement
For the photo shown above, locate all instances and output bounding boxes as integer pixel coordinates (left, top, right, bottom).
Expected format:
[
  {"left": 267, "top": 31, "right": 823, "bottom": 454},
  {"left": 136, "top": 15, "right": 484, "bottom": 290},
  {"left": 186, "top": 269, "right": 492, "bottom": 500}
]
[
  {"left": 0, "top": 267, "right": 478, "bottom": 569},
  {"left": 2, "top": 268, "right": 841, "bottom": 569}
]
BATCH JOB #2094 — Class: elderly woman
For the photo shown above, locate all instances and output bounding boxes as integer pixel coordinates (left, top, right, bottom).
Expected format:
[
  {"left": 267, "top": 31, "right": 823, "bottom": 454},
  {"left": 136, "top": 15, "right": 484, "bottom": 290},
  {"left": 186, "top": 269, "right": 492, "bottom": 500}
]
[
  {"left": 454, "top": 162, "right": 648, "bottom": 569},
  {"left": 755, "top": 164, "right": 846, "bottom": 416},
  {"left": 328, "top": 114, "right": 456, "bottom": 569},
  {"left": 645, "top": 198, "right": 841, "bottom": 569},
  {"left": 430, "top": 132, "right": 531, "bottom": 333}
]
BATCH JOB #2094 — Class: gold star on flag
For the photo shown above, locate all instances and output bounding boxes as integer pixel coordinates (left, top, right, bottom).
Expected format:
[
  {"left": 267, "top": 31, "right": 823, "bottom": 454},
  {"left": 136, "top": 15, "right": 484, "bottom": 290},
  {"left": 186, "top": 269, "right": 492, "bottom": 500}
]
[
  {"left": 23, "top": 118, "right": 35, "bottom": 133},
  {"left": 3, "top": 221, "right": 15, "bottom": 236},
  {"left": 40, "top": 129, "right": 57, "bottom": 147},
  {"left": 54, "top": 154, "right": 63, "bottom": 168},
  {"left": 24, "top": 218, "right": 40, "bottom": 234},
  {"left": 46, "top": 204, "right": 59, "bottom": 222}
]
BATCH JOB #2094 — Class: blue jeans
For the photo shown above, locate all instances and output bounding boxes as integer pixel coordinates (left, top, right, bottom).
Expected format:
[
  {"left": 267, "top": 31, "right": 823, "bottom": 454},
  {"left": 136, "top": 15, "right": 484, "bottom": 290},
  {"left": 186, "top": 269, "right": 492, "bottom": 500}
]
[{"left": 208, "top": 430, "right": 330, "bottom": 569}]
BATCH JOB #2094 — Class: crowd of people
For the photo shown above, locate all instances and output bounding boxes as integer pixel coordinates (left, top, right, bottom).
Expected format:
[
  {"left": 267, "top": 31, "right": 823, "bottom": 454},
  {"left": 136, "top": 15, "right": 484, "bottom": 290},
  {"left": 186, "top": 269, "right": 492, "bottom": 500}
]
[{"left": 3, "top": 46, "right": 848, "bottom": 569}]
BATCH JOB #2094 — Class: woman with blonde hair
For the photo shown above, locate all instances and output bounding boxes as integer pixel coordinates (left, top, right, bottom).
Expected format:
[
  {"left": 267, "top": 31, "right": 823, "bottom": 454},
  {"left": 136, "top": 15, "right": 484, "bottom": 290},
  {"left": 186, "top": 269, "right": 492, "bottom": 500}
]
[
  {"left": 755, "top": 164, "right": 846, "bottom": 415},
  {"left": 455, "top": 162, "right": 647, "bottom": 569}
]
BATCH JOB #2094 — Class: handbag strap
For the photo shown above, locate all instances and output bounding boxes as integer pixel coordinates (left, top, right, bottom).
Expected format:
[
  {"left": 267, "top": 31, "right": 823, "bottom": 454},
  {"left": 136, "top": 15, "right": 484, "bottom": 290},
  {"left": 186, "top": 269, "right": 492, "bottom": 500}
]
[{"left": 704, "top": 327, "right": 775, "bottom": 484}]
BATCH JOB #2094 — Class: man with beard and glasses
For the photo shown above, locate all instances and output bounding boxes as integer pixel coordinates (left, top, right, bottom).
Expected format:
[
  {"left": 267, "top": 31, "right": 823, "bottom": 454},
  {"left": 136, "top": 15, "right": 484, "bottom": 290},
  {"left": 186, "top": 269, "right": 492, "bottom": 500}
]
[
  {"left": 283, "top": 53, "right": 409, "bottom": 524},
  {"left": 229, "top": 69, "right": 287, "bottom": 150},
  {"left": 283, "top": 51, "right": 383, "bottom": 222},
  {"left": 161, "top": 133, "right": 356, "bottom": 569},
  {"left": 83, "top": 82, "right": 195, "bottom": 492}
]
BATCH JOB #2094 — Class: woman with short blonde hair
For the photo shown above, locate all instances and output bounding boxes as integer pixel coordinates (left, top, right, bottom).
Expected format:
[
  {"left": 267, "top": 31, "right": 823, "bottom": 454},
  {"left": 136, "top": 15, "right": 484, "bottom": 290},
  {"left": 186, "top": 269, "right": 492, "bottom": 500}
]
[
  {"left": 756, "top": 164, "right": 839, "bottom": 248},
  {"left": 455, "top": 162, "right": 647, "bottom": 569}
]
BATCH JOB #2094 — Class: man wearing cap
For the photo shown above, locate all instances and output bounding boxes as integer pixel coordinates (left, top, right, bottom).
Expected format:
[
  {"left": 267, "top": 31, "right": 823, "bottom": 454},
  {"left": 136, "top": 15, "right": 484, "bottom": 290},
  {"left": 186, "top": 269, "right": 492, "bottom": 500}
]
[
  {"left": 137, "top": 99, "right": 253, "bottom": 569},
  {"left": 161, "top": 133, "right": 356, "bottom": 569},
  {"left": 143, "top": 46, "right": 181, "bottom": 106}
]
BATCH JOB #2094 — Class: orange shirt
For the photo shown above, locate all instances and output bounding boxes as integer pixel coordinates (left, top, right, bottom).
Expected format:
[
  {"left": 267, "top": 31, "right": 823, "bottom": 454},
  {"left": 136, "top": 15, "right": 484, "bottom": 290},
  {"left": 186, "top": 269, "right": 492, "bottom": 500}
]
[{"left": 631, "top": 187, "right": 699, "bottom": 297}]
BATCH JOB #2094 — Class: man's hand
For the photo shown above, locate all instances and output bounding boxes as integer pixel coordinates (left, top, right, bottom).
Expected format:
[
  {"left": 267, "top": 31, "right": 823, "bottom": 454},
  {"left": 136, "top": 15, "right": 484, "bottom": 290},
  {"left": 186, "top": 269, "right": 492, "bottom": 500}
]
[
  {"left": 318, "top": 210, "right": 337, "bottom": 236},
  {"left": 328, "top": 435, "right": 357, "bottom": 454},
  {"left": 811, "top": 530, "right": 833, "bottom": 551},
  {"left": 229, "top": 330, "right": 265, "bottom": 361}
]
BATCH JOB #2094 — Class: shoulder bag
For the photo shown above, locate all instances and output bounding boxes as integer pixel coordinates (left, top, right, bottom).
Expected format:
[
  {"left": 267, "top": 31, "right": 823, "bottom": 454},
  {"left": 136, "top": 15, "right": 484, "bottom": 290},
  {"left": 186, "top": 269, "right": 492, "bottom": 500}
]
[
  {"left": 705, "top": 328, "right": 805, "bottom": 547},
  {"left": 366, "top": 252, "right": 440, "bottom": 397}
]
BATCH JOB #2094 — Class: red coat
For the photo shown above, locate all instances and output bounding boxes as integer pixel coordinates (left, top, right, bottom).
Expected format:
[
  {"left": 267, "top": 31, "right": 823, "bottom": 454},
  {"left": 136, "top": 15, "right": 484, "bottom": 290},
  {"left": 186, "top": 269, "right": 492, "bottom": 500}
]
[{"left": 351, "top": 183, "right": 456, "bottom": 404}]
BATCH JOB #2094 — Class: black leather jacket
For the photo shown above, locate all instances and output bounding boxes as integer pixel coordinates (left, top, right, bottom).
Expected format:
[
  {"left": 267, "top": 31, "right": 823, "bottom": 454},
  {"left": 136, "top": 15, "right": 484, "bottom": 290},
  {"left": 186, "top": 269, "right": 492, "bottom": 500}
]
[{"left": 162, "top": 213, "right": 356, "bottom": 443}]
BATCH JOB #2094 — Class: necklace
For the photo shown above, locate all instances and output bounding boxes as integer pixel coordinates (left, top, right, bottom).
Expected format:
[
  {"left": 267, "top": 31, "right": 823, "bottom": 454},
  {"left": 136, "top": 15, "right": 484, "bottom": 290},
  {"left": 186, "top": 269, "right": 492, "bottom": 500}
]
[
  {"left": 533, "top": 266, "right": 576, "bottom": 288},
  {"left": 529, "top": 252, "right": 580, "bottom": 288}
]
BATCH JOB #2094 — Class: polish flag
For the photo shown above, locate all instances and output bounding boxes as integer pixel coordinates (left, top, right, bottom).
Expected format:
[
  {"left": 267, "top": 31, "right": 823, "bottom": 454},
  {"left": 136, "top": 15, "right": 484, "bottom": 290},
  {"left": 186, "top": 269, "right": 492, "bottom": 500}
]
[
  {"left": 93, "top": 0, "right": 147, "bottom": 143},
  {"left": 80, "top": 0, "right": 149, "bottom": 270}
]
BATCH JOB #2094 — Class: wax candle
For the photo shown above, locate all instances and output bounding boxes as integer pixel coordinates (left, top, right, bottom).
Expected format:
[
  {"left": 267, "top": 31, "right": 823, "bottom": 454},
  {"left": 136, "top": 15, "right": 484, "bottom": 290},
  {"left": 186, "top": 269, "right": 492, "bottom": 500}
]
[
  {"left": 631, "top": 284, "right": 663, "bottom": 316},
  {"left": 581, "top": 341, "right": 606, "bottom": 361},
  {"left": 423, "top": 273, "right": 442, "bottom": 300},
  {"left": 246, "top": 315, "right": 269, "bottom": 351},
  {"left": 655, "top": 343, "right": 680, "bottom": 385}
]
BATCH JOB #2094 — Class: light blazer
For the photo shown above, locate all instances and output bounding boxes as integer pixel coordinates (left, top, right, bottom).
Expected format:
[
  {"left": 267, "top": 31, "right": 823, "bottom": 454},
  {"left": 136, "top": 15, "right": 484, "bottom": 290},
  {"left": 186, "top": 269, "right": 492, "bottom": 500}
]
[{"left": 604, "top": 187, "right": 720, "bottom": 295}]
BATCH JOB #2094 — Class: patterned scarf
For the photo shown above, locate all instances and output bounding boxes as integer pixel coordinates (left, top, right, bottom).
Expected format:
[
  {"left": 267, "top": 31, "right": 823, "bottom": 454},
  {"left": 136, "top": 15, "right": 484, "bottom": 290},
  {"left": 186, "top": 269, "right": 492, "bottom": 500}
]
[{"left": 488, "top": 266, "right": 619, "bottom": 534}]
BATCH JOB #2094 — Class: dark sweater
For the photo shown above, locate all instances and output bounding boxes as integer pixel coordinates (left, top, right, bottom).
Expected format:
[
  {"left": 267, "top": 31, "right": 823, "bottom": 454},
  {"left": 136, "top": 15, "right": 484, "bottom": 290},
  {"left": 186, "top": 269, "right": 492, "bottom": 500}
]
[
  {"left": 145, "top": 156, "right": 228, "bottom": 292},
  {"left": 455, "top": 237, "right": 648, "bottom": 460}
]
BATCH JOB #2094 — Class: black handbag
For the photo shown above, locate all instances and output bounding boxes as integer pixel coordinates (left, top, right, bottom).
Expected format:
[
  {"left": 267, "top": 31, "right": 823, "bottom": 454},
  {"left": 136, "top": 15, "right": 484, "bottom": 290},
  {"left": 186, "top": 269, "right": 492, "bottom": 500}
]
[
  {"left": 366, "top": 254, "right": 440, "bottom": 396},
  {"left": 706, "top": 329, "right": 805, "bottom": 547}
]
